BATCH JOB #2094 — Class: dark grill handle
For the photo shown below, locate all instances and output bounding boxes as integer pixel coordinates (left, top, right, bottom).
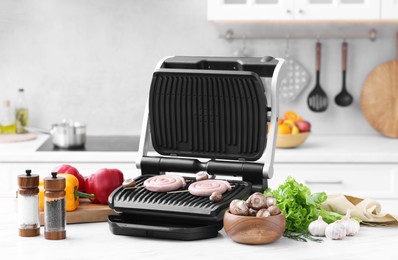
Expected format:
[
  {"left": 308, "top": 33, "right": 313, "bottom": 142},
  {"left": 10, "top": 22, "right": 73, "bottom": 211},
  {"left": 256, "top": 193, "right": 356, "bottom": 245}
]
[{"left": 140, "top": 156, "right": 264, "bottom": 175}]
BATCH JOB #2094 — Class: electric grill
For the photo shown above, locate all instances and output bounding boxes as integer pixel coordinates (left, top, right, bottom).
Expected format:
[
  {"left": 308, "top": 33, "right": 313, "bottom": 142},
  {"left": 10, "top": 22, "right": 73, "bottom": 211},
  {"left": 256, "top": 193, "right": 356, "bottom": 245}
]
[{"left": 108, "top": 56, "right": 285, "bottom": 240}]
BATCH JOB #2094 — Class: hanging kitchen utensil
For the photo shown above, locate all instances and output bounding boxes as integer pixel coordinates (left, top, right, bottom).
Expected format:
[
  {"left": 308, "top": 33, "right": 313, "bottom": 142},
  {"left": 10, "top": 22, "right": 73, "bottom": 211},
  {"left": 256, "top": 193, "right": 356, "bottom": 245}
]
[
  {"left": 361, "top": 32, "right": 398, "bottom": 138},
  {"left": 335, "top": 41, "right": 353, "bottom": 107},
  {"left": 233, "top": 36, "right": 250, "bottom": 57},
  {"left": 307, "top": 41, "right": 328, "bottom": 112},
  {"left": 279, "top": 38, "right": 310, "bottom": 103}
]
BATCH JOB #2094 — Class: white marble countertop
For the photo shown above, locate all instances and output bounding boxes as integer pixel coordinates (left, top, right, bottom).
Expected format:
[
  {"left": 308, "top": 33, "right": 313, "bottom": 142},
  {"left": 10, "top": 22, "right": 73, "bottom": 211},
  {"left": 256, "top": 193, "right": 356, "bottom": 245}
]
[
  {"left": 274, "top": 135, "right": 398, "bottom": 163},
  {"left": 3, "top": 136, "right": 398, "bottom": 258},
  {"left": 0, "top": 134, "right": 137, "bottom": 163},
  {"left": 1, "top": 198, "right": 397, "bottom": 260},
  {"left": 1, "top": 134, "right": 398, "bottom": 164}
]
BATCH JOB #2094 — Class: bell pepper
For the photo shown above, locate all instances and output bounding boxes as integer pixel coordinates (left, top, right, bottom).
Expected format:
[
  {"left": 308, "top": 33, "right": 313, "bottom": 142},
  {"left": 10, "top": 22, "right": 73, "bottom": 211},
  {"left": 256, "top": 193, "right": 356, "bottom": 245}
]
[
  {"left": 85, "top": 168, "right": 124, "bottom": 205},
  {"left": 53, "top": 164, "right": 86, "bottom": 192},
  {"left": 39, "top": 173, "right": 94, "bottom": 212},
  {"left": 39, "top": 179, "right": 44, "bottom": 211}
]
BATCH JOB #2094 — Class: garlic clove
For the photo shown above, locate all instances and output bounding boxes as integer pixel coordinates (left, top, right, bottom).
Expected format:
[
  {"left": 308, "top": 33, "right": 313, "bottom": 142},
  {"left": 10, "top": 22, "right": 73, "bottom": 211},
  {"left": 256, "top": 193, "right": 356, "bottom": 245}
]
[
  {"left": 340, "top": 209, "right": 360, "bottom": 236},
  {"left": 308, "top": 216, "right": 328, "bottom": 237},
  {"left": 325, "top": 221, "right": 346, "bottom": 240}
]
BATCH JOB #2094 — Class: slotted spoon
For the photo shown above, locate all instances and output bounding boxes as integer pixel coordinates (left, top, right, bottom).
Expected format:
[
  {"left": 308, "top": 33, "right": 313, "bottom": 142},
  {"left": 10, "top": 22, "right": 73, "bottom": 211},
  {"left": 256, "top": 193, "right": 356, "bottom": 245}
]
[{"left": 307, "top": 41, "right": 328, "bottom": 112}]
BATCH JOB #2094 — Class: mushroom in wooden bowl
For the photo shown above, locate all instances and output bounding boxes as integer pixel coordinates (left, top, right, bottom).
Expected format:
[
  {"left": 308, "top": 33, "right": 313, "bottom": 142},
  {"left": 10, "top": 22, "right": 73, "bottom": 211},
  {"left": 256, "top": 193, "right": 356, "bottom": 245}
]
[{"left": 223, "top": 193, "right": 285, "bottom": 245}]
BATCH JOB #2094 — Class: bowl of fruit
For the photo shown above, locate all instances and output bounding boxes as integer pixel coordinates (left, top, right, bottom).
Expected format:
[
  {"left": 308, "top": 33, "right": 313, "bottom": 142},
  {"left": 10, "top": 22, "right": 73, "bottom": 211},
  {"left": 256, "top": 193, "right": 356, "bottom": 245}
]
[{"left": 275, "top": 111, "right": 311, "bottom": 148}]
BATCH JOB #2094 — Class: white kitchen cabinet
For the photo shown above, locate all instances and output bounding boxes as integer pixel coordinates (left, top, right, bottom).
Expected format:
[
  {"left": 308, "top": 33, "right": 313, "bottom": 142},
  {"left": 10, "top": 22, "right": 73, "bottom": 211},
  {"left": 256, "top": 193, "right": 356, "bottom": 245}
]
[
  {"left": 208, "top": 0, "right": 294, "bottom": 21},
  {"left": 1, "top": 163, "right": 140, "bottom": 198},
  {"left": 208, "top": 0, "right": 381, "bottom": 21},
  {"left": 294, "top": 0, "right": 380, "bottom": 20},
  {"left": 270, "top": 163, "right": 398, "bottom": 199},
  {"left": 381, "top": 0, "right": 398, "bottom": 19}
]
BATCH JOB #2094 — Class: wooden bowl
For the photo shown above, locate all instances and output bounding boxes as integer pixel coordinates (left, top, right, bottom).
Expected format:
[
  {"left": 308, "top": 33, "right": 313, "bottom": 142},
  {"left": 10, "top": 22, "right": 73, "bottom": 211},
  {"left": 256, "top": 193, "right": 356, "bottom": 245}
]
[
  {"left": 276, "top": 132, "right": 310, "bottom": 148},
  {"left": 223, "top": 210, "right": 285, "bottom": 245}
]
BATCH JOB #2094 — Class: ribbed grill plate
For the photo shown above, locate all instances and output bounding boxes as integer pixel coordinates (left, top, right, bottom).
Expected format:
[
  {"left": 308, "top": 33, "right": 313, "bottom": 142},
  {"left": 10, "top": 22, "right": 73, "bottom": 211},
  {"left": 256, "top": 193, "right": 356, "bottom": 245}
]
[
  {"left": 149, "top": 69, "right": 267, "bottom": 161},
  {"left": 109, "top": 175, "right": 251, "bottom": 222}
]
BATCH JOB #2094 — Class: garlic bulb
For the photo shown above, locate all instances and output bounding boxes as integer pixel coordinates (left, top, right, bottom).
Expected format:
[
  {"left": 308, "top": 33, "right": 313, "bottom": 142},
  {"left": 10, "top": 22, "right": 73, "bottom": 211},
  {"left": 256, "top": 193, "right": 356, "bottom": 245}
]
[
  {"left": 325, "top": 222, "right": 346, "bottom": 240},
  {"left": 308, "top": 216, "right": 328, "bottom": 237},
  {"left": 339, "top": 209, "right": 360, "bottom": 236}
]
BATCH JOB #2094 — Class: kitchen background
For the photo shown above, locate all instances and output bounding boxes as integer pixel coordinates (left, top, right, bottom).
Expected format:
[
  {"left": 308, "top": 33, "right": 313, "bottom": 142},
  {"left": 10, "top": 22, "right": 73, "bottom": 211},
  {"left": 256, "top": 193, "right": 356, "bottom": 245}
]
[{"left": 0, "top": 0, "right": 396, "bottom": 135}]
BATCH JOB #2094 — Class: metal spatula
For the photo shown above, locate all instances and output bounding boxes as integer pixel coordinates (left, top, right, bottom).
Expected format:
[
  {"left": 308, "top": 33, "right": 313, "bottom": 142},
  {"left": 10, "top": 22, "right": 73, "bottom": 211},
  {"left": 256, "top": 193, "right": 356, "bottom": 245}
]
[{"left": 307, "top": 42, "right": 328, "bottom": 112}]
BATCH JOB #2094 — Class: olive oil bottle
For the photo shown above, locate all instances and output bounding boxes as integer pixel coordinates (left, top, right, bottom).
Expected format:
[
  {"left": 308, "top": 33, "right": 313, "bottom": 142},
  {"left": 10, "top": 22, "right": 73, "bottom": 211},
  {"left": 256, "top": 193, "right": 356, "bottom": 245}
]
[
  {"left": 0, "top": 100, "right": 16, "bottom": 134},
  {"left": 15, "top": 89, "right": 29, "bottom": 134}
]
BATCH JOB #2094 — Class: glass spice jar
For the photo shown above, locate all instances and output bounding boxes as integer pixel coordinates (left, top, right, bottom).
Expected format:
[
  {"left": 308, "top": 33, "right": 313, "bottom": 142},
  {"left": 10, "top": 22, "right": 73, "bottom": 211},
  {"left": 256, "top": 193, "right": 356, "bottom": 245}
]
[
  {"left": 17, "top": 169, "right": 40, "bottom": 237},
  {"left": 44, "top": 172, "right": 66, "bottom": 240}
]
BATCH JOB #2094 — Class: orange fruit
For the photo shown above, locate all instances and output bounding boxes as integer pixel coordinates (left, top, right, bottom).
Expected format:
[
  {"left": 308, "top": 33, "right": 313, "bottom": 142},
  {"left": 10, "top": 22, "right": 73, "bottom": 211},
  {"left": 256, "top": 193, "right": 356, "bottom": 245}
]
[
  {"left": 278, "top": 118, "right": 284, "bottom": 125},
  {"left": 284, "top": 111, "right": 302, "bottom": 122},
  {"left": 278, "top": 124, "right": 291, "bottom": 134}
]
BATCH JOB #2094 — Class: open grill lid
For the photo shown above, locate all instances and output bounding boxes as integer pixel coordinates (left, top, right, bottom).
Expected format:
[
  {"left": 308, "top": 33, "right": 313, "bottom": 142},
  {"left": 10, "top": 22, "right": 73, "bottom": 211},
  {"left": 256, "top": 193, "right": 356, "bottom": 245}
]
[
  {"left": 136, "top": 56, "right": 284, "bottom": 192},
  {"left": 149, "top": 69, "right": 267, "bottom": 161}
]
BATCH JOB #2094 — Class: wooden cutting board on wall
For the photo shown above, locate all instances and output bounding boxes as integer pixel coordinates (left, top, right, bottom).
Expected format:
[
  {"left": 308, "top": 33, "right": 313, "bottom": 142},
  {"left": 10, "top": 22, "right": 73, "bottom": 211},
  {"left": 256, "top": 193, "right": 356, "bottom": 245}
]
[
  {"left": 40, "top": 198, "right": 116, "bottom": 226},
  {"left": 361, "top": 32, "right": 398, "bottom": 138}
]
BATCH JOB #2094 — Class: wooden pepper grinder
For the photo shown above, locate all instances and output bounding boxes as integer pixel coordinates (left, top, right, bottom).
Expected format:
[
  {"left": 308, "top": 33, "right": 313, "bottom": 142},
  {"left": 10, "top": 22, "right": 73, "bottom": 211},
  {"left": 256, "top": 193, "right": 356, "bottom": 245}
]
[
  {"left": 44, "top": 172, "right": 66, "bottom": 240},
  {"left": 17, "top": 169, "right": 40, "bottom": 237}
]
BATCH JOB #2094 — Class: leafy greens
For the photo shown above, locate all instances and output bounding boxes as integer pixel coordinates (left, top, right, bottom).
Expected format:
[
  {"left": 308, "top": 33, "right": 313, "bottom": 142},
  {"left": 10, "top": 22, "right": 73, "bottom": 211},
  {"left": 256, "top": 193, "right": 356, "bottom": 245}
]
[{"left": 264, "top": 176, "right": 342, "bottom": 237}]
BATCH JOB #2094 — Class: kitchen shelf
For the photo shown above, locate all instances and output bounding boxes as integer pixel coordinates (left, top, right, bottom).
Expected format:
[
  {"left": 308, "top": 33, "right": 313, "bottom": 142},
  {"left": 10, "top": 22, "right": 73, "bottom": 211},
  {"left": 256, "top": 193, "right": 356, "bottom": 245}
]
[{"left": 220, "top": 29, "right": 379, "bottom": 41}]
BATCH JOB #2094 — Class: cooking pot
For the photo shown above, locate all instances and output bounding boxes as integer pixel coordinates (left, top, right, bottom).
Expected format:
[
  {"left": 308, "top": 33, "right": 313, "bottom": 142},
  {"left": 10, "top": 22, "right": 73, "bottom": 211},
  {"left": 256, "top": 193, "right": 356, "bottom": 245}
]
[
  {"left": 51, "top": 121, "right": 86, "bottom": 148},
  {"left": 27, "top": 120, "right": 86, "bottom": 148}
]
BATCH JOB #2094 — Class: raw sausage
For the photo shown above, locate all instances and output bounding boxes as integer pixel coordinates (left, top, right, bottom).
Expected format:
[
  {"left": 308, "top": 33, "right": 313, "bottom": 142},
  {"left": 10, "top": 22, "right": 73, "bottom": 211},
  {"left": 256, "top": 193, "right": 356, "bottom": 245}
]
[
  {"left": 144, "top": 174, "right": 186, "bottom": 192},
  {"left": 188, "top": 179, "right": 230, "bottom": 197}
]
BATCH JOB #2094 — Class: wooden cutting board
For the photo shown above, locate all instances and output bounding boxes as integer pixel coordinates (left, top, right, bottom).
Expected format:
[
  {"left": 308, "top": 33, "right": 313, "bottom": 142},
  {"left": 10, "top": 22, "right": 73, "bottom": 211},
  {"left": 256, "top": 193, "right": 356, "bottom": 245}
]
[
  {"left": 361, "top": 32, "right": 398, "bottom": 138},
  {"left": 40, "top": 198, "right": 117, "bottom": 226}
]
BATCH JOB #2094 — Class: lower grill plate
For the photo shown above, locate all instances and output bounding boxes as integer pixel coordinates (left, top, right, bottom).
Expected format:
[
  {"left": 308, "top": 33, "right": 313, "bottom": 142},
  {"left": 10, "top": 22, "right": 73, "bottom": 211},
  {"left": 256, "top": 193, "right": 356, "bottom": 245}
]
[
  {"left": 108, "top": 175, "right": 251, "bottom": 240},
  {"left": 108, "top": 214, "right": 222, "bottom": 241}
]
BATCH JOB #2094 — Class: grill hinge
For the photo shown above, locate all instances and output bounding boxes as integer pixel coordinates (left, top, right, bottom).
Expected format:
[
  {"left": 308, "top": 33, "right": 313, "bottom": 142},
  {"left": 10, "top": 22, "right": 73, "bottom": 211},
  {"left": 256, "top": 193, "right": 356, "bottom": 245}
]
[{"left": 266, "top": 107, "right": 272, "bottom": 122}]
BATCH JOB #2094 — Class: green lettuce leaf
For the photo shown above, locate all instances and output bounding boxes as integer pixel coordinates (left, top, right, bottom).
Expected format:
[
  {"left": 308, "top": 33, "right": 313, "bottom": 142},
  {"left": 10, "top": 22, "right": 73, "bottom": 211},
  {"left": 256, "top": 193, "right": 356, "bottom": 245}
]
[{"left": 265, "top": 176, "right": 342, "bottom": 234}]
